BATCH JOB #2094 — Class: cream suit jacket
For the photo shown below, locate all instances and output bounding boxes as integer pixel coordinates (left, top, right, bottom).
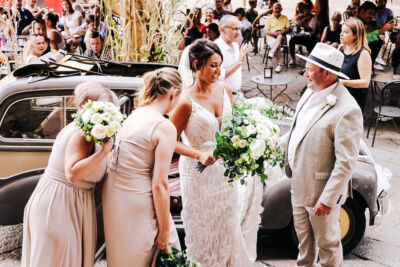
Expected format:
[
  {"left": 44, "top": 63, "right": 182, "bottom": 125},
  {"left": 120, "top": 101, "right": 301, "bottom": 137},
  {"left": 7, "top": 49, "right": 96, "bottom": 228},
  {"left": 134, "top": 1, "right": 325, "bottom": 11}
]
[{"left": 284, "top": 82, "right": 364, "bottom": 208}]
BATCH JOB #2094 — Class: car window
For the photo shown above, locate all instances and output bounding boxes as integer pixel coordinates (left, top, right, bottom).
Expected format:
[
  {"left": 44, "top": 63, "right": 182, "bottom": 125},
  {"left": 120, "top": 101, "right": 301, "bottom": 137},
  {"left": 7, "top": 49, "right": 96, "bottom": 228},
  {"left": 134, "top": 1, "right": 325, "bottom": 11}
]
[{"left": 0, "top": 96, "right": 77, "bottom": 140}]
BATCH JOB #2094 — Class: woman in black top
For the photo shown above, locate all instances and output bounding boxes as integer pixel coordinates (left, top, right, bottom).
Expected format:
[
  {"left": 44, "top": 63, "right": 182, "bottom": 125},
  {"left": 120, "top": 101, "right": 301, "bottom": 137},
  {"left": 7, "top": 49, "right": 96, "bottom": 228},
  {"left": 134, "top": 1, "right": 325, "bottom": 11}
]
[
  {"left": 321, "top": 12, "right": 342, "bottom": 48},
  {"left": 339, "top": 17, "right": 372, "bottom": 112}
]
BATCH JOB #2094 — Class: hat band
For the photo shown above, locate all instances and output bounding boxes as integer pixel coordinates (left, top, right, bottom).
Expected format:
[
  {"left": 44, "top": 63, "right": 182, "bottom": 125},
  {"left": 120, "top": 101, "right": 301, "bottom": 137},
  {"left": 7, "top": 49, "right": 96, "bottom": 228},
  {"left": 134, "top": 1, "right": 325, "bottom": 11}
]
[{"left": 308, "top": 55, "right": 341, "bottom": 72}]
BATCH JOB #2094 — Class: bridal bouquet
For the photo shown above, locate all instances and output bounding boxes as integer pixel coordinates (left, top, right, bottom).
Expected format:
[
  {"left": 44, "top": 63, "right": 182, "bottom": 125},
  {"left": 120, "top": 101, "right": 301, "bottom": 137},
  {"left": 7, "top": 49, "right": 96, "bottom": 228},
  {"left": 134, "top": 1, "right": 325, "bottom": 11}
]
[
  {"left": 155, "top": 247, "right": 198, "bottom": 267},
  {"left": 72, "top": 100, "right": 124, "bottom": 145},
  {"left": 197, "top": 102, "right": 284, "bottom": 185}
]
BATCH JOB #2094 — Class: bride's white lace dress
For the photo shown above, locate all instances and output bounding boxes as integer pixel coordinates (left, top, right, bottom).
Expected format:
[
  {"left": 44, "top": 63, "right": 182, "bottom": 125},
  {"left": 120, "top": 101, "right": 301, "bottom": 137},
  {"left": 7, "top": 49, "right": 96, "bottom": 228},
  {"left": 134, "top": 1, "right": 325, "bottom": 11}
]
[{"left": 179, "top": 89, "right": 252, "bottom": 267}]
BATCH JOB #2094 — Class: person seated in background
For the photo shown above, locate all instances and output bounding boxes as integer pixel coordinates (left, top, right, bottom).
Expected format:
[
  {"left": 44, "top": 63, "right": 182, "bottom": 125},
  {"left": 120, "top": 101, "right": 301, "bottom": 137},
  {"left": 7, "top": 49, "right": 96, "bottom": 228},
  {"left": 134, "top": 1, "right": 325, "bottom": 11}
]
[
  {"left": 204, "top": 7, "right": 217, "bottom": 25},
  {"left": 75, "top": 6, "right": 108, "bottom": 42},
  {"left": 78, "top": 15, "right": 107, "bottom": 51},
  {"left": 289, "top": 2, "right": 318, "bottom": 66},
  {"left": 22, "top": 20, "right": 50, "bottom": 63},
  {"left": 45, "top": 12, "right": 66, "bottom": 51},
  {"left": 83, "top": 31, "right": 110, "bottom": 60},
  {"left": 24, "top": 0, "right": 45, "bottom": 20},
  {"left": 373, "top": 0, "right": 394, "bottom": 67},
  {"left": 24, "top": 34, "right": 47, "bottom": 64},
  {"left": 343, "top": 0, "right": 360, "bottom": 21},
  {"left": 357, "top": 1, "right": 394, "bottom": 69},
  {"left": 206, "top": 23, "right": 220, "bottom": 41},
  {"left": 234, "top": 7, "right": 252, "bottom": 45},
  {"left": 246, "top": 0, "right": 258, "bottom": 52},
  {"left": 10, "top": 0, "right": 35, "bottom": 35},
  {"left": 62, "top": 0, "right": 83, "bottom": 42},
  {"left": 321, "top": 12, "right": 342, "bottom": 48},
  {"left": 214, "top": 0, "right": 228, "bottom": 21},
  {"left": 180, "top": 8, "right": 205, "bottom": 48},
  {"left": 264, "top": 2, "right": 290, "bottom": 73}
]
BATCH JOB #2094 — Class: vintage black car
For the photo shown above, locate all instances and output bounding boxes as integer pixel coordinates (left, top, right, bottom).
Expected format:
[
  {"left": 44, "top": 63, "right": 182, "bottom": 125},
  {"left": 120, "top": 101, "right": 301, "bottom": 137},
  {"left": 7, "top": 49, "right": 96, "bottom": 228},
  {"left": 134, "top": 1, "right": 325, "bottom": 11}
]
[{"left": 0, "top": 58, "right": 387, "bottom": 261}]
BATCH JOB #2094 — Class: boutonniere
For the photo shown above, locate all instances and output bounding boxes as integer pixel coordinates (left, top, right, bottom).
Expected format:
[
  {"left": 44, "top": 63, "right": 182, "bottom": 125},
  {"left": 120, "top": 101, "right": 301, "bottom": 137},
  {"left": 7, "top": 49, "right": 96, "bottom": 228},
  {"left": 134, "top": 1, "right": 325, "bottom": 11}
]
[{"left": 322, "top": 94, "right": 337, "bottom": 110}]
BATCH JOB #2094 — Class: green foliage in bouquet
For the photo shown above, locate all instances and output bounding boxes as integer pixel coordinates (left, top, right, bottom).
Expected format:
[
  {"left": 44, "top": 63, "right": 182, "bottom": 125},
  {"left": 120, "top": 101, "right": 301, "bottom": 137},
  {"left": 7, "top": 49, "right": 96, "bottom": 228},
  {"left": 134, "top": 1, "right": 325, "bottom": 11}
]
[
  {"left": 213, "top": 105, "right": 284, "bottom": 186},
  {"left": 156, "top": 247, "right": 198, "bottom": 267}
]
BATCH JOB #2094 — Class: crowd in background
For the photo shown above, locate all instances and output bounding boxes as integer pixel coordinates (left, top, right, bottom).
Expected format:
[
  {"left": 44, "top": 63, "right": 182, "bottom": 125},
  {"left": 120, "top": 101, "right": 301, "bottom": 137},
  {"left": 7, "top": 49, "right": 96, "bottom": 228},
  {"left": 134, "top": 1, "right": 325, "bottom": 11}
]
[
  {"left": 178, "top": 0, "right": 398, "bottom": 112},
  {"left": 0, "top": 0, "right": 108, "bottom": 66},
  {"left": 0, "top": 0, "right": 399, "bottom": 84}
]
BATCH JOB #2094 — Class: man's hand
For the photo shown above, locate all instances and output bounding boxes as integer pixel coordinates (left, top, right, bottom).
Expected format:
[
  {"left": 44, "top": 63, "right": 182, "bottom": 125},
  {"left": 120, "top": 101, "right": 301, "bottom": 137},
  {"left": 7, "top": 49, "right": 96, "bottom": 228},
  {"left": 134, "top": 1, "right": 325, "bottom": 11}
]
[
  {"left": 314, "top": 200, "right": 332, "bottom": 216},
  {"left": 381, "top": 19, "right": 395, "bottom": 33},
  {"left": 239, "top": 43, "right": 249, "bottom": 64}
]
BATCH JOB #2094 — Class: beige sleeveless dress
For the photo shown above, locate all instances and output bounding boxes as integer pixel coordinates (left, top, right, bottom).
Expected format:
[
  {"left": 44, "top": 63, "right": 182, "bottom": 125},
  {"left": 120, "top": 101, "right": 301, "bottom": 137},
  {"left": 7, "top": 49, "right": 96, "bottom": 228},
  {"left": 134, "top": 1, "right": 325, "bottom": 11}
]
[
  {"left": 21, "top": 123, "right": 107, "bottom": 267},
  {"left": 102, "top": 120, "right": 180, "bottom": 267}
]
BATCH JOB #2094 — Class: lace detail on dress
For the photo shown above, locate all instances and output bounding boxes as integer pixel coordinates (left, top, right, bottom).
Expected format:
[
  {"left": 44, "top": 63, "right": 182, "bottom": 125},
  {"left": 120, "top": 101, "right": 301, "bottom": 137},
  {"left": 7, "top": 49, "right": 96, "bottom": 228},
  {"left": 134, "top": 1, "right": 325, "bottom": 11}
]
[{"left": 179, "top": 89, "right": 250, "bottom": 266}]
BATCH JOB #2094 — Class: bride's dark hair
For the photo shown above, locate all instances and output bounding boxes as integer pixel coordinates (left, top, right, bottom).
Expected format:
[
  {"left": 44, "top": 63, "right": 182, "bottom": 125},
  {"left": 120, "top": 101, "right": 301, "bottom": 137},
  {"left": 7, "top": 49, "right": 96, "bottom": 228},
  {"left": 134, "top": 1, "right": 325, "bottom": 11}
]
[{"left": 189, "top": 38, "right": 223, "bottom": 72}]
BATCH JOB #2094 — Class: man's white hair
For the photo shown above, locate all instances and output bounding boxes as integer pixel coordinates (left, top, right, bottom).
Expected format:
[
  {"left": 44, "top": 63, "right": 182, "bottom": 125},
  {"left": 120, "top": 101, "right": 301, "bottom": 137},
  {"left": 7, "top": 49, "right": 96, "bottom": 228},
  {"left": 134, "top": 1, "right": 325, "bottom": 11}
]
[{"left": 219, "top": 15, "right": 238, "bottom": 29}]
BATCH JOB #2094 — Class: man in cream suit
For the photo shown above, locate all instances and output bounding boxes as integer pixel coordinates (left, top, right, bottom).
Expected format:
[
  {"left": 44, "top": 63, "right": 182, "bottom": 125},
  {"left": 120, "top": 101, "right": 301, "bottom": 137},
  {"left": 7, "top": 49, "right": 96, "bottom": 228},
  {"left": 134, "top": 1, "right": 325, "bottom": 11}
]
[{"left": 284, "top": 43, "right": 364, "bottom": 267}]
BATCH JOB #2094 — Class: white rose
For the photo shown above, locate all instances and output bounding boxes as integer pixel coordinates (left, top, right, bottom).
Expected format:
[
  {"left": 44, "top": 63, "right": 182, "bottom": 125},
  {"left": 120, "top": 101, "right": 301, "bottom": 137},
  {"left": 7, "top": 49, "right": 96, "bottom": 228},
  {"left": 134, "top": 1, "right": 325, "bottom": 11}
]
[
  {"left": 106, "top": 125, "right": 114, "bottom": 137},
  {"left": 109, "top": 121, "right": 121, "bottom": 133},
  {"left": 246, "top": 124, "right": 256, "bottom": 135},
  {"left": 81, "top": 109, "right": 91, "bottom": 123},
  {"left": 104, "top": 102, "right": 116, "bottom": 112},
  {"left": 250, "top": 139, "right": 266, "bottom": 160},
  {"left": 326, "top": 94, "right": 337, "bottom": 106},
  {"left": 91, "top": 113, "right": 103, "bottom": 124},
  {"left": 238, "top": 139, "right": 247, "bottom": 148},
  {"left": 231, "top": 135, "right": 240, "bottom": 144},
  {"left": 113, "top": 112, "right": 124, "bottom": 123},
  {"left": 91, "top": 124, "right": 107, "bottom": 140},
  {"left": 92, "top": 101, "right": 104, "bottom": 111},
  {"left": 102, "top": 112, "right": 112, "bottom": 123}
]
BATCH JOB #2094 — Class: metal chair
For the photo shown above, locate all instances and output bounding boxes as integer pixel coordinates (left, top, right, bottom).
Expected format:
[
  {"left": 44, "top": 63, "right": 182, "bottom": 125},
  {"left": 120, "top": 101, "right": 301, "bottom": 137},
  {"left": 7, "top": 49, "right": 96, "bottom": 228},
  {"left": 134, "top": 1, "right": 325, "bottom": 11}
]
[
  {"left": 367, "top": 81, "right": 400, "bottom": 147},
  {"left": 262, "top": 36, "right": 289, "bottom": 67}
]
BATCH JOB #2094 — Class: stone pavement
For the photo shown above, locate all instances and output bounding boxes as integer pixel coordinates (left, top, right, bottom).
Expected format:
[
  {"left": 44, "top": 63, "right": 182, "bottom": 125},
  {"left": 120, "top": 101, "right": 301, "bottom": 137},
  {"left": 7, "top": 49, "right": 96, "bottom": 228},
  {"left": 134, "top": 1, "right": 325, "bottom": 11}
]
[{"left": 242, "top": 48, "right": 400, "bottom": 266}]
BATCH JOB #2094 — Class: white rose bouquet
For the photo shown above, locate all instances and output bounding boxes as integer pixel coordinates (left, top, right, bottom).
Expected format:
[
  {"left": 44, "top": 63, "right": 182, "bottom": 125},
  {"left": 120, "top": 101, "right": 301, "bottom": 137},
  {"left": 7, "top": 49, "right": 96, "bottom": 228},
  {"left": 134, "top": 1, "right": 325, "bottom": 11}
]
[
  {"left": 72, "top": 100, "right": 124, "bottom": 145},
  {"left": 197, "top": 103, "right": 284, "bottom": 185}
]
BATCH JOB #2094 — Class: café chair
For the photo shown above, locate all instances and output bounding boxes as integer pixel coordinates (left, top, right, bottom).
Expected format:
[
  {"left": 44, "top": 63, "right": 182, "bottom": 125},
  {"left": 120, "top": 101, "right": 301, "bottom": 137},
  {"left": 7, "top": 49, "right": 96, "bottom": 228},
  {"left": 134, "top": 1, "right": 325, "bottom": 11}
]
[{"left": 367, "top": 80, "right": 400, "bottom": 147}]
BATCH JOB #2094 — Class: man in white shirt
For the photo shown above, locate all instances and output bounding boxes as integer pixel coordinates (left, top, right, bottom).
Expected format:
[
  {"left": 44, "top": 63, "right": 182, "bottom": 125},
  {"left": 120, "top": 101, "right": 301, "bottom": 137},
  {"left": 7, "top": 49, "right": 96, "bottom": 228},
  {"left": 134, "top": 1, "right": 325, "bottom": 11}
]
[
  {"left": 284, "top": 43, "right": 363, "bottom": 267},
  {"left": 214, "top": 15, "right": 248, "bottom": 93}
]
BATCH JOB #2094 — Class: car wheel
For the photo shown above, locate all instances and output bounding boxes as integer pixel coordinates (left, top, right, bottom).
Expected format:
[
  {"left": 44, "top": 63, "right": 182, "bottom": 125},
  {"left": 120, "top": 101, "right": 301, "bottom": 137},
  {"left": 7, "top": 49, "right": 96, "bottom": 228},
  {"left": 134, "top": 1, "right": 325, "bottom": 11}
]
[
  {"left": 340, "top": 197, "right": 366, "bottom": 255},
  {"left": 289, "top": 197, "right": 366, "bottom": 255}
]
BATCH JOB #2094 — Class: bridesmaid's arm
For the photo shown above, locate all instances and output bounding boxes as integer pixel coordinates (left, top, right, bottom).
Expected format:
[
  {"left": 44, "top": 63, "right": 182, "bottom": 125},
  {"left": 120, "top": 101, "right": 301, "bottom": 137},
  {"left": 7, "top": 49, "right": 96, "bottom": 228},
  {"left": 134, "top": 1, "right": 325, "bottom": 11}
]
[
  {"left": 169, "top": 96, "right": 215, "bottom": 165},
  {"left": 64, "top": 131, "right": 113, "bottom": 183},
  {"left": 151, "top": 121, "right": 177, "bottom": 252}
]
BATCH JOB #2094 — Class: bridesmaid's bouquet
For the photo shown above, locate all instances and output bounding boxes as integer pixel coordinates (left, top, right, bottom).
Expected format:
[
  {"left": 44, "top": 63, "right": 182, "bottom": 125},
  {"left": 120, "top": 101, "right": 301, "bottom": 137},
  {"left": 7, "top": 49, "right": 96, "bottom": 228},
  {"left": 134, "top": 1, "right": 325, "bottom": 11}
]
[
  {"left": 197, "top": 99, "right": 286, "bottom": 186},
  {"left": 72, "top": 100, "right": 124, "bottom": 145},
  {"left": 156, "top": 247, "right": 198, "bottom": 267}
]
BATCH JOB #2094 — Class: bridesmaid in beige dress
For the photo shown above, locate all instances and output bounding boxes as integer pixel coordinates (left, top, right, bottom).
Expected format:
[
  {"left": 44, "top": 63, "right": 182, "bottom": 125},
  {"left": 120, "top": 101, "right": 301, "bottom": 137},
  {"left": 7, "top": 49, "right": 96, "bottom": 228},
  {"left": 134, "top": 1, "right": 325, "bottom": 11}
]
[
  {"left": 21, "top": 82, "right": 118, "bottom": 267},
  {"left": 102, "top": 67, "right": 182, "bottom": 267}
]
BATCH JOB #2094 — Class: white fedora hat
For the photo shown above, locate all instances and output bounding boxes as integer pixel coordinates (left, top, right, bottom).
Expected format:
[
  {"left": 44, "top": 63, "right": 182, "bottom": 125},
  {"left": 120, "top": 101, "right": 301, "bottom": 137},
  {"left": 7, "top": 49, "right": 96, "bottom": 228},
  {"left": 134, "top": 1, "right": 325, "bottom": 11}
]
[{"left": 296, "top": 43, "right": 350, "bottom": 80}]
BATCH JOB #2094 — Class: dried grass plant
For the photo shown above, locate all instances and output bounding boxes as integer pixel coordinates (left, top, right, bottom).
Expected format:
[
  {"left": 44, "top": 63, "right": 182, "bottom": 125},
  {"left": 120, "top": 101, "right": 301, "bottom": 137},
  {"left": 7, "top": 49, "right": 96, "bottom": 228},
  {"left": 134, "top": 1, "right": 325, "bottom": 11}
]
[{"left": 102, "top": 0, "right": 192, "bottom": 64}]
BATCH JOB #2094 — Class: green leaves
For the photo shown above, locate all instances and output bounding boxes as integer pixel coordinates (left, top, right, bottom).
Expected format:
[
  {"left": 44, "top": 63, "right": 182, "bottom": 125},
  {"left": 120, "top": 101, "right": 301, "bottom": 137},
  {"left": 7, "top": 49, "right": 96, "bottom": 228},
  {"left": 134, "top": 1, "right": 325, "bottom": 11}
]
[{"left": 156, "top": 247, "right": 198, "bottom": 267}]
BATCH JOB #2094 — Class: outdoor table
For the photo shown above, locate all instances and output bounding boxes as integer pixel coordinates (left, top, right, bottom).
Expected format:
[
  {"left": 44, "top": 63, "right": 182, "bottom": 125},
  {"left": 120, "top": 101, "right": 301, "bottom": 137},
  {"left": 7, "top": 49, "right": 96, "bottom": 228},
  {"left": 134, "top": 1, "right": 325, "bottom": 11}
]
[
  {"left": 371, "top": 73, "right": 400, "bottom": 100},
  {"left": 251, "top": 74, "right": 294, "bottom": 101}
]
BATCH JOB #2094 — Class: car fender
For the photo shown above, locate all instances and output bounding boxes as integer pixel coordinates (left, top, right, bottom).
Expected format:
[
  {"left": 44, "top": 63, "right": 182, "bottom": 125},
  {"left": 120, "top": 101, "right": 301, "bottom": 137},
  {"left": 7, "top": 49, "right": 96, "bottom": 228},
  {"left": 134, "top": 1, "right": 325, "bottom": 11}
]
[
  {"left": 260, "top": 179, "right": 292, "bottom": 230},
  {"left": 351, "top": 159, "right": 378, "bottom": 225},
  {"left": 0, "top": 169, "right": 43, "bottom": 225}
]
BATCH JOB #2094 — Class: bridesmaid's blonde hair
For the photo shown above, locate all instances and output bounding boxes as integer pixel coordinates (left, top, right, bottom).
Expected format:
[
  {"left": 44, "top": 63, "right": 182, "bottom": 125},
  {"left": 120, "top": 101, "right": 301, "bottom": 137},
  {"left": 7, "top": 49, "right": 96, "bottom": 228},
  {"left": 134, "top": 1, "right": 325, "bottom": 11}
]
[
  {"left": 342, "top": 17, "right": 370, "bottom": 54},
  {"left": 74, "top": 81, "right": 118, "bottom": 107},
  {"left": 136, "top": 67, "right": 182, "bottom": 107}
]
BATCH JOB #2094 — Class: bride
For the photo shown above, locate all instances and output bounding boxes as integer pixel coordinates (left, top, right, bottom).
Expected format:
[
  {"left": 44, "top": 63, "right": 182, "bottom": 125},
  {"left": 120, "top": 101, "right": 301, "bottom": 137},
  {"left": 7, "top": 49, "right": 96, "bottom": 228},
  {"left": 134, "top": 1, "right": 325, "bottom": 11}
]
[{"left": 170, "top": 39, "right": 251, "bottom": 266}]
